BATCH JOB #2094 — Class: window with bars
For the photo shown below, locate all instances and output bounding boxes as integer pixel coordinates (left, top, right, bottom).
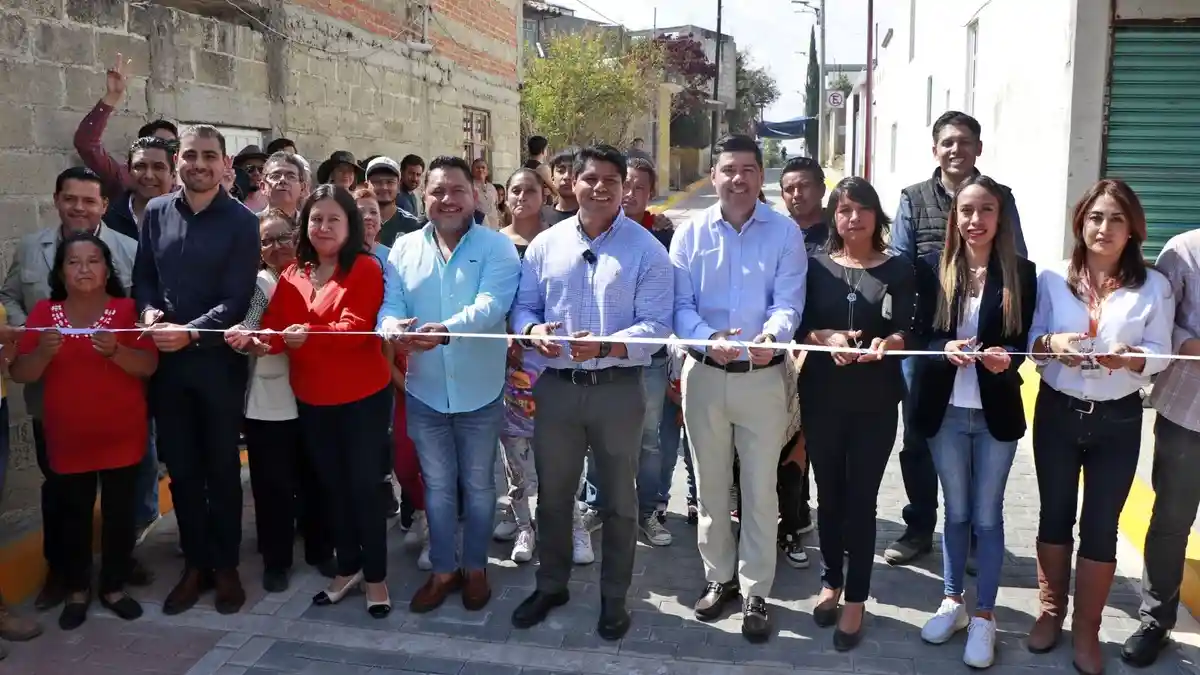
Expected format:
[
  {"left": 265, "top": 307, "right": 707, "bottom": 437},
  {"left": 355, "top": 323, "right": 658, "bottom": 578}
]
[{"left": 462, "top": 107, "right": 491, "bottom": 168}]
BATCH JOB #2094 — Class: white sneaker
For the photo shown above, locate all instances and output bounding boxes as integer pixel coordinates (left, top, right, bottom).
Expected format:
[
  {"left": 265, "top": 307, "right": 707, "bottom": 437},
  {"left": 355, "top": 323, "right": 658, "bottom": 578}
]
[
  {"left": 579, "top": 507, "right": 603, "bottom": 533},
  {"left": 511, "top": 527, "right": 535, "bottom": 563},
  {"left": 493, "top": 516, "right": 519, "bottom": 542},
  {"left": 572, "top": 525, "right": 595, "bottom": 565},
  {"left": 404, "top": 511, "right": 427, "bottom": 550},
  {"left": 417, "top": 542, "right": 432, "bottom": 571},
  {"left": 921, "top": 597, "right": 969, "bottom": 644},
  {"left": 963, "top": 616, "right": 996, "bottom": 668},
  {"left": 640, "top": 515, "right": 673, "bottom": 546}
]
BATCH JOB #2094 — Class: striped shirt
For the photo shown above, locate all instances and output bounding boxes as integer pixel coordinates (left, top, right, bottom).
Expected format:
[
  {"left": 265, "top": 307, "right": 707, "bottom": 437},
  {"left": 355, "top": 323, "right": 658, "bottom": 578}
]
[
  {"left": 1151, "top": 229, "right": 1200, "bottom": 433},
  {"left": 510, "top": 213, "right": 673, "bottom": 370}
]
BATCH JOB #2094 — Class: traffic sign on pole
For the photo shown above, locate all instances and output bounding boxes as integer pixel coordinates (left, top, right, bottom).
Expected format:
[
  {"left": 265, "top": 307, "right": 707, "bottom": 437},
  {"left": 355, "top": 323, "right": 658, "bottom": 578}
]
[{"left": 826, "top": 90, "right": 845, "bottom": 109}]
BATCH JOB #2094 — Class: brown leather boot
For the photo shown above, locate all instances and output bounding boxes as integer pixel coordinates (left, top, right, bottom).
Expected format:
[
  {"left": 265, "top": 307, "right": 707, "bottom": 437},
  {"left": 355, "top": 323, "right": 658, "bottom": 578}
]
[
  {"left": 1027, "top": 542, "right": 1072, "bottom": 653},
  {"left": 410, "top": 572, "right": 462, "bottom": 614},
  {"left": 0, "top": 599, "right": 42, "bottom": 643},
  {"left": 1072, "top": 556, "right": 1116, "bottom": 675},
  {"left": 163, "top": 568, "right": 206, "bottom": 616},
  {"left": 462, "top": 569, "right": 491, "bottom": 611},
  {"left": 213, "top": 569, "right": 246, "bottom": 615}
]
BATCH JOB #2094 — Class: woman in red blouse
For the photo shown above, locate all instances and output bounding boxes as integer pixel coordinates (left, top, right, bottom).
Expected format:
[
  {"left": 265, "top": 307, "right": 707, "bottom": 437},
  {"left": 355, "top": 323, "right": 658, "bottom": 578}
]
[
  {"left": 251, "top": 184, "right": 393, "bottom": 618},
  {"left": 11, "top": 232, "right": 157, "bottom": 631}
]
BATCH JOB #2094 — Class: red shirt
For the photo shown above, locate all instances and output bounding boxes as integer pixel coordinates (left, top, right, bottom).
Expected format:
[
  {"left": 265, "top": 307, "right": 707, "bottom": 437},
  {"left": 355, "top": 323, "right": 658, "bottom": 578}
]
[
  {"left": 261, "top": 254, "right": 390, "bottom": 406},
  {"left": 18, "top": 298, "right": 150, "bottom": 474},
  {"left": 639, "top": 212, "right": 655, "bottom": 231}
]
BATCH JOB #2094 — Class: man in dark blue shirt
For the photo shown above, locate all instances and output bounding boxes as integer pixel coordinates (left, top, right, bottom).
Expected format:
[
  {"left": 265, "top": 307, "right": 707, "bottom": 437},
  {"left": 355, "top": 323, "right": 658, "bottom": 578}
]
[{"left": 134, "top": 125, "right": 259, "bottom": 616}]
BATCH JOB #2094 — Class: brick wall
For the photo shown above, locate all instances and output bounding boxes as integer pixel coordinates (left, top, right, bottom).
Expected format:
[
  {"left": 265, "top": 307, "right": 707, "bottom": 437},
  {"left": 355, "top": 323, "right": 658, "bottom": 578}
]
[{"left": 0, "top": 0, "right": 521, "bottom": 467}]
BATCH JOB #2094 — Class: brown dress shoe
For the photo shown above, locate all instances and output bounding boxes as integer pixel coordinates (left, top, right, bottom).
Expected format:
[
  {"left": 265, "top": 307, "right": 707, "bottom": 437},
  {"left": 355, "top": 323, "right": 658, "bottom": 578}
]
[
  {"left": 462, "top": 569, "right": 491, "bottom": 611},
  {"left": 34, "top": 571, "right": 66, "bottom": 611},
  {"left": 409, "top": 572, "right": 462, "bottom": 614},
  {"left": 213, "top": 569, "right": 246, "bottom": 615},
  {"left": 0, "top": 604, "right": 42, "bottom": 642},
  {"left": 163, "top": 568, "right": 206, "bottom": 616}
]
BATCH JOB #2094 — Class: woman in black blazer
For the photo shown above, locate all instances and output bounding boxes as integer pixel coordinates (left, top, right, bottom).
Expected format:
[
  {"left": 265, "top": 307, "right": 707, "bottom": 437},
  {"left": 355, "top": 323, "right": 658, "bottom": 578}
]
[{"left": 910, "top": 175, "right": 1036, "bottom": 669}]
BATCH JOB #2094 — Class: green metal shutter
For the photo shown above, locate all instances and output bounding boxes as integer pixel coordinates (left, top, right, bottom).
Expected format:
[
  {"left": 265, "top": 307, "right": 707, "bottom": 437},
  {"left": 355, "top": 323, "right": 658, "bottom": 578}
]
[{"left": 1103, "top": 27, "right": 1200, "bottom": 260}]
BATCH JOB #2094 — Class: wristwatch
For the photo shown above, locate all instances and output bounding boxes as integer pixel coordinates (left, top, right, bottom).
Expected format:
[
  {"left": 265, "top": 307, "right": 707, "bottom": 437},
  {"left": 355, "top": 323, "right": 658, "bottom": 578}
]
[{"left": 597, "top": 341, "right": 612, "bottom": 359}]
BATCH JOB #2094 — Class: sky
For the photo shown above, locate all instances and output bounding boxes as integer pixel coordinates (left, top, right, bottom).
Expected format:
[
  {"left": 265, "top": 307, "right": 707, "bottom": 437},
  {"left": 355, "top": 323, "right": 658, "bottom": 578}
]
[{"left": 550, "top": 0, "right": 868, "bottom": 151}]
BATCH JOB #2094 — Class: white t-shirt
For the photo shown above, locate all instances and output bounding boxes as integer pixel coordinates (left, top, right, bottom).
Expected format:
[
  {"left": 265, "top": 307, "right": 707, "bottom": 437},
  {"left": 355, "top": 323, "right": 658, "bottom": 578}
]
[{"left": 950, "top": 294, "right": 983, "bottom": 409}]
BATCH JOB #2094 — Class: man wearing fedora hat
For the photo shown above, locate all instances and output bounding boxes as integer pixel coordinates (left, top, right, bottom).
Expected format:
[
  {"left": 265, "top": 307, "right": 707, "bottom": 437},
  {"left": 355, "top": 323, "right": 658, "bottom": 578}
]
[
  {"left": 317, "top": 151, "right": 366, "bottom": 190},
  {"left": 233, "top": 145, "right": 270, "bottom": 212}
]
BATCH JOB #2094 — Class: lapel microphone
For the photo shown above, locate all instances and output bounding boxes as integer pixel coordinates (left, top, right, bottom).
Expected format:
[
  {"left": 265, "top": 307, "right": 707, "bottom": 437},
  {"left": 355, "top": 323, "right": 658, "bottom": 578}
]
[{"left": 581, "top": 249, "right": 597, "bottom": 265}]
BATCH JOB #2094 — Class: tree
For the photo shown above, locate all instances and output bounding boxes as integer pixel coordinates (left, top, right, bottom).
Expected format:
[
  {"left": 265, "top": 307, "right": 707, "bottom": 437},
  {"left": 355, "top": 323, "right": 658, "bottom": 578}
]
[
  {"left": 803, "top": 27, "right": 820, "bottom": 159},
  {"left": 655, "top": 35, "right": 718, "bottom": 118},
  {"left": 727, "top": 50, "right": 781, "bottom": 134},
  {"left": 831, "top": 72, "right": 852, "bottom": 95},
  {"left": 762, "top": 138, "right": 783, "bottom": 168},
  {"left": 521, "top": 31, "right": 664, "bottom": 150}
]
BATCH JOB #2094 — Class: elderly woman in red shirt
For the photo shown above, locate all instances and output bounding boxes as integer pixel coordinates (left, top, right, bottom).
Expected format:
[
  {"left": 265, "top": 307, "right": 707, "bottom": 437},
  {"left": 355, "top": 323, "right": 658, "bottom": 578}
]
[
  {"left": 11, "top": 231, "right": 157, "bottom": 631},
  {"left": 238, "top": 184, "right": 392, "bottom": 619}
]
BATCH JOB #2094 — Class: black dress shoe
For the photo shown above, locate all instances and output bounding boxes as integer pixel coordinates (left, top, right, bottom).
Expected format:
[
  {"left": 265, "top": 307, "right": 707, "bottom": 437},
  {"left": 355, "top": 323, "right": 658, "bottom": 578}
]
[
  {"left": 512, "top": 590, "right": 570, "bottom": 629},
  {"left": 597, "top": 597, "right": 631, "bottom": 641},
  {"left": 100, "top": 593, "right": 143, "bottom": 621},
  {"left": 58, "top": 598, "right": 90, "bottom": 631},
  {"left": 694, "top": 580, "right": 739, "bottom": 622},
  {"left": 263, "top": 568, "right": 289, "bottom": 593},
  {"left": 741, "top": 596, "right": 771, "bottom": 643},
  {"left": 1121, "top": 622, "right": 1170, "bottom": 667}
]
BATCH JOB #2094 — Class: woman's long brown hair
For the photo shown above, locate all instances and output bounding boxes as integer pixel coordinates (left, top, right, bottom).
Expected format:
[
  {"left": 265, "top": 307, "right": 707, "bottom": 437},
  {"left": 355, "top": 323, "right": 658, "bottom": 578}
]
[
  {"left": 935, "top": 175, "right": 1023, "bottom": 337},
  {"left": 1065, "top": 178, "right": 1148, "bottom": 300}
]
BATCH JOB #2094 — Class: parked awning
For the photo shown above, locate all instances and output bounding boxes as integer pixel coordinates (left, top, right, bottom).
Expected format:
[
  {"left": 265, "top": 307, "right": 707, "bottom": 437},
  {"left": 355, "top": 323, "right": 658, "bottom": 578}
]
[{"left": 755, "top": 116, "right": 814, "bottom": 139}]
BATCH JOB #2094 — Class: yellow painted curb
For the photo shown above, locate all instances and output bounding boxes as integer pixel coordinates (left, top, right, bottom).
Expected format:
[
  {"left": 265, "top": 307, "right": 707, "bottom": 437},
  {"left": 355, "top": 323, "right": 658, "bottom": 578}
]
[
  {"left": 648, "top": 177, "right": 709, "bottom": 215},
  {"left": 1019, "top": 362, "right": 1200, "bottom": 618},
  {"left": 0, "top": 449, "right": 248, "bottom": 604}
]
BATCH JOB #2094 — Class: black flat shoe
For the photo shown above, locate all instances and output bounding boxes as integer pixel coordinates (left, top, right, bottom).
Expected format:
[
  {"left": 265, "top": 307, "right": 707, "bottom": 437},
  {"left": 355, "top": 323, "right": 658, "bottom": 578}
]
[
  {"left": 833, "top": 627, "right": 863, "bottom": 652},
  {"left": 597, "top": 597, "right": 631, "bottom": 641},
  {"left": 741, "top": 596, "right": 771, "bottom": 643},
  {"left": 58, "top": 600, "right": 90, "bottom": 631},
  {"left": 512, "top": 590, "right": 569, "bottom": 629},
  {"left": 1121, "top": 622, "right": 1170, "bottom": 667},
  {"left": 813, "top": 590, "right": 842, "bottom": 628},
  {"left": 263, "top": 568, "right": 289, "bottom": 594},
  {"left": 100, "top": 593, "right": 143, "bottom": 621}
]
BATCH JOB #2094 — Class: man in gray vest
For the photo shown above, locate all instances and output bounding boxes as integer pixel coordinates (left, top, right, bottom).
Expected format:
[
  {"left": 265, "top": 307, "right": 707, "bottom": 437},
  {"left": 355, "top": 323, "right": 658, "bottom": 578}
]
[{"left": 886, "top": 111, "right": 1028, "bottom": 565}]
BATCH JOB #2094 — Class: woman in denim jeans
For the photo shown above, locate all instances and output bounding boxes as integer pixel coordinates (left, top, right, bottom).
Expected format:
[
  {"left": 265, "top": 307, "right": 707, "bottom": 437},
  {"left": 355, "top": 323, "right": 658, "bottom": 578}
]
[{"left": 911, "top": 176, "right": 1036, "bottom": 669}]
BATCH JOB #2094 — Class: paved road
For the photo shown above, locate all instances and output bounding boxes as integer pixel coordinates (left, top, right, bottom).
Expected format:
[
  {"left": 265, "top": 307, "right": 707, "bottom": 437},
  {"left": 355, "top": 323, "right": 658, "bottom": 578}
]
[{"left": 3, "top": 184, "right": 1195, "bottom": 675}]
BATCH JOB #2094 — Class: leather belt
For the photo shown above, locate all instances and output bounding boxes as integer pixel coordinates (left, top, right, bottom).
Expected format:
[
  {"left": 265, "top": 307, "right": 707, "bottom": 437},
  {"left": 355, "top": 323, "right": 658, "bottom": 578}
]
[
  {"left": 687, "top": 348, "right": 783, "bottom": 373},
  {"left": 545, "top": 366, "right": 643, "bottom": 386}
]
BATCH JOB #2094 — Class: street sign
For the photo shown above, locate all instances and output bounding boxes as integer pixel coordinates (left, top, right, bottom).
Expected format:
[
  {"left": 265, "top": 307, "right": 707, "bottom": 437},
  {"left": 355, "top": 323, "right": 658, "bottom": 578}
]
[{"left": 826, "top": 90, "right": 846, "bottom": 109}]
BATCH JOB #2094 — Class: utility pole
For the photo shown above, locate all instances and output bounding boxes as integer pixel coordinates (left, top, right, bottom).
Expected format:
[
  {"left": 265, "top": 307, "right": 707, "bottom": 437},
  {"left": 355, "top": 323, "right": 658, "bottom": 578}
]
[
  {"left": 817, "top": 0, "right": 826, "bottom": 165},
  {"left": 710, "top": 0, "right": 722, "bottom": 163}
]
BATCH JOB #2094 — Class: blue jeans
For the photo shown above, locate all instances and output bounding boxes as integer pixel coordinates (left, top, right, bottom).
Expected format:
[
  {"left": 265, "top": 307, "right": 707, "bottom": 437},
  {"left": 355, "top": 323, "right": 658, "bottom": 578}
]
[
  {"left": 406, "top": 394, "right": 504, "bottom": 574},
  {"left": 657, "top": 395, "right": 684, "bottom": 503},
  {"left": 134, "top": 419, "right": 160, "bottom": 527},
  {"left": 928, "top": 406, "right": 1018, "bottom": 611}
]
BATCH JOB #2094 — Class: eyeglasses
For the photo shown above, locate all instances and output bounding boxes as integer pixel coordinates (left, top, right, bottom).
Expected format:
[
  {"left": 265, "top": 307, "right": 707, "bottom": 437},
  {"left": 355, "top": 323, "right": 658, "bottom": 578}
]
[
  {"left": 264, "top": 171, "right": 301, "bottom": 184},
  {"left": 243, "top": 165, "right": 265, "bottom": 176},
  {"left": 261, "top": 233, "right": 296, "bottom": 247}
]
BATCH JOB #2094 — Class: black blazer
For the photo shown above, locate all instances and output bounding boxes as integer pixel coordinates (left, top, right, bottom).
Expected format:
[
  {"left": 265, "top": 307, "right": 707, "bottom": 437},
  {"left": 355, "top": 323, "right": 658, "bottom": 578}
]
[{"left": 911, "top": 252, "right": 1037, "bottom": 442}]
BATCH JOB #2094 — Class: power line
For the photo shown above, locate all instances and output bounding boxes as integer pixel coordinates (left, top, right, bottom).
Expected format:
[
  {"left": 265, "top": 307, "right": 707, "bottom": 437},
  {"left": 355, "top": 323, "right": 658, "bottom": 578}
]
[{"left": 567, "top": 0, "right": 624, "bottom": 28}]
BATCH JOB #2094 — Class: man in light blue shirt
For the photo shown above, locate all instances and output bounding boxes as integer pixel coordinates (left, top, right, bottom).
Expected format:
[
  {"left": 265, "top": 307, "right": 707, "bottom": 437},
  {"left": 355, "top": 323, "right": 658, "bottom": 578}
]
[
  {"left": 670, "top": 134, "right": 806, "bottom": 642},
  {"left": 508, "top": 145, "right": 672, "bottom": 641},
  {"left": 376, "top": 156, "right": 521, "bottom": 614}
]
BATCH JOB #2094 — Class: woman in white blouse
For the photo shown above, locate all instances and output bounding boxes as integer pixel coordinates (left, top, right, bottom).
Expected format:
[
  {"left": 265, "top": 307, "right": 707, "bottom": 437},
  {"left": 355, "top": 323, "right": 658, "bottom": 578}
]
[{"left": 1024, "top": 179, "right": 1174, "bottom": 675}]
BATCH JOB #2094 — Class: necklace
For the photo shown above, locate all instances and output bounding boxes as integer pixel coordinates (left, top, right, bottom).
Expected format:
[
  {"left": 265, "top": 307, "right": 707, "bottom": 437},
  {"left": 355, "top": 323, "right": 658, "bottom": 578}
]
[{"left": 842, "top": 265, "right": 866, "bottom": 303}]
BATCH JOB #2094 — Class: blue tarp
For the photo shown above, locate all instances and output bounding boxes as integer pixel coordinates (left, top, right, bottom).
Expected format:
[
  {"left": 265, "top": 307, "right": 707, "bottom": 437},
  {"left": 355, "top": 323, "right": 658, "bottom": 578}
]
[{"left": 755, "top": 116, "right": 815, "bottom": 139}]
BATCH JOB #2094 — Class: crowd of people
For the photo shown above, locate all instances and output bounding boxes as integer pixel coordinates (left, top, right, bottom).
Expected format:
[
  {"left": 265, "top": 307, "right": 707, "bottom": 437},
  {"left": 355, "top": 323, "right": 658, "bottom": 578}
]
[{"left": 0, "top": 61, "right": 1191, "bottom": 675}]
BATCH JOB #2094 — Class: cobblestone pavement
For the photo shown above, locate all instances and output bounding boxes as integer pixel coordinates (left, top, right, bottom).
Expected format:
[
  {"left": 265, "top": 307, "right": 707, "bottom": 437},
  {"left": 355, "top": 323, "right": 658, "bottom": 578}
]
[{"left": 3, "top": 185, "right": 1198, "bottom": 674}]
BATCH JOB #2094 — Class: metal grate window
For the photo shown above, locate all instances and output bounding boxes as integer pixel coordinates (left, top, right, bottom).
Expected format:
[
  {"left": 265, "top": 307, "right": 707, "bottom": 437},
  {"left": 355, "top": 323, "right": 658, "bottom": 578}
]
[{"left": 462, "top": 107, "right": 492, "bottom": 167}]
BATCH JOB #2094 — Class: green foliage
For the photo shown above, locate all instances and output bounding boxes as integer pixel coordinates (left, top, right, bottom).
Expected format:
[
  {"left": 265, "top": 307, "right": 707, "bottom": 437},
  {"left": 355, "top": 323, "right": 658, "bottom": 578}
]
[
  {"left": 520, "top": 31, "right": 663, "bottom": 150},
  {"left": 803, "top": 27, "right": 820, "bottom": 158},
  {"left": 762, "top": 138, "right": 784, "bottom": 168},
  {"left": 831, "top": 72, "right": 852, "bottom": 94},
  {"left": 728, "top": 50, "right": 781, "bottom": 134}
]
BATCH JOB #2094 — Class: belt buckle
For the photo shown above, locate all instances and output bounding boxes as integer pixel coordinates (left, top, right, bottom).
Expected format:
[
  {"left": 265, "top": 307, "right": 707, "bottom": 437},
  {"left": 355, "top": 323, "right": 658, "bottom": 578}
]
[
  {"left": 1073, "top": 399, "right": 1095, "bottom": 415},
  {"left": 570, "top": 369, "right": 598, "bottom": 386}
]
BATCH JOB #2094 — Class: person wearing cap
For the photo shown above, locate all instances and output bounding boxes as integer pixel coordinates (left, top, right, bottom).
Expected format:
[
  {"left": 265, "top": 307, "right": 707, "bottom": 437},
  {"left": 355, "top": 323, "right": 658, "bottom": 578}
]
[
  {"left": 266, "top": 138, "right": 296, "bottom": 156},
  {"left": 367, "top": 157, "right": 422, "bottom": 247},
  {"left": 74, "top": 53, "right": 180, "bottom": 200},
  {"left": 233, "top": 146, "right": 270, "bottom": 213},
  {"left": 317, "top": 151, "right": 365, "bottom": 191}
]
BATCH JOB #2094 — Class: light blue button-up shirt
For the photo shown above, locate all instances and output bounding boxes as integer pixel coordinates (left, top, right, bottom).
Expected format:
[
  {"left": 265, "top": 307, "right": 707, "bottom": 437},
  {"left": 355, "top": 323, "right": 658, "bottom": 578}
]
[
  {"left": 670, "top": 201, "right": 807, "bottom": 359},
  {"left": 377, "top": 223, "right": 521, "bottom": 414},
  {"left": 510, "top": 213, "right": 673, "bottom": 370}
]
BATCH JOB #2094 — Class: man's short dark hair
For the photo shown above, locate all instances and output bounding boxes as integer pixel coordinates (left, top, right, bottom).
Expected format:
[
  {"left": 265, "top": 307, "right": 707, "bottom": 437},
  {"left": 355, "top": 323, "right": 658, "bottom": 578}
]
[
  {"left": 627, "top": 156, "right": 656, "bottom": 192},
  {"left": 127, "top": 136, "right": 176, "bottom": 172},
  {"left": 780, "top": 156, "right": 824, "bottom": 186},
  {"left": 178, "top": 124, "right": 227, "bottom": 156},
  {"left": 427, "top": 155, "right": 473, "bottom": 183},
  {"left": 572, "top": 145, "right": 627, "bottom": 181},
  {"left": 632, "top": 137, "right": 644, "bottom": 144},
  {"left": 713, "top": 134, "right": 763, "bottom": 168},
  {"left": 527, "top": 135, "right": 548, "bottom": 157},
  {"left": 932, "top": 111, "right": 982, "bottom": 141},
  {"left": 400, "top": 154, "right": 425, "bottom": 172},
  {"left": 137, "top": 119, "right": 178, "bottom": 140},
  {"left": 55, "top": 166, "right": 107, "bottom": 199},
  {"left": 266, "top": 137, "right": 296, "bottom": 154},
  {"left": 550, "top": 147, "right": 578, "bottom": 173}
]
